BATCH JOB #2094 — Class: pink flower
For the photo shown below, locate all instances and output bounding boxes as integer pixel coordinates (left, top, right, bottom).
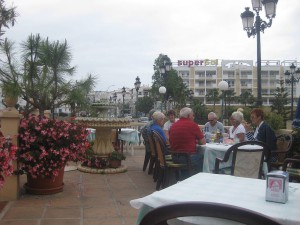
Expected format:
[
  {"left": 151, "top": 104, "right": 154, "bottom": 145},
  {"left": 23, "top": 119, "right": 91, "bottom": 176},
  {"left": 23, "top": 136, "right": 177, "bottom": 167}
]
[{"left": 18, "top": 115, "right": 90, "bottom": 178}]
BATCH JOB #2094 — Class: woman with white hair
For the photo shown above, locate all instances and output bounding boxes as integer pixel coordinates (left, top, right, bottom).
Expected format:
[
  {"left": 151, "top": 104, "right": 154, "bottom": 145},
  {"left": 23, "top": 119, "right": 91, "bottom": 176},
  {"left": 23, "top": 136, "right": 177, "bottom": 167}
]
[{"left": 229, "top": 111, "right": 246, "bottom": 143}]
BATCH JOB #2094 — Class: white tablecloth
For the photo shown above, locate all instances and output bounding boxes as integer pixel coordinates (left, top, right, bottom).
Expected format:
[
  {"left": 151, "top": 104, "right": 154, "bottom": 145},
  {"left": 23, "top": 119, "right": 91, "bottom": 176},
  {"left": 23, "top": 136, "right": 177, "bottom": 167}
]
[
  {"left": 130, "top": 173, "right": 300, "bottom": 225},
  {"left": 200, "top": 143, "right": 264, "bottom": 173},
  {"left": 118, "top": 128, "right": 139, "bottom": 144},
  {"left": 118, "top": 128, "right": 140, "bottom": 155},
  {"left": 200, "top": 143, "right": 231, "bottom": 173}
]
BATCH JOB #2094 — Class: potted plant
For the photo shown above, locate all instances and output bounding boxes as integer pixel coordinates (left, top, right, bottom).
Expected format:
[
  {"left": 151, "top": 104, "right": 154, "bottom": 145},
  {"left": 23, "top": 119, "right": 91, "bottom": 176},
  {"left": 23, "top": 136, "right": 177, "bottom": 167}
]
[
  {"left": 108, "top": 150, "right": 126, "bottom": 168},
  {"left": 1, "top": 81, "right": 21, "bottom": 108},
  {"left": 17, "top": 115, "right": 90, "bottom": 194},
  {"left": 0, "top": 137, "right": 17, "bottom": 188}
]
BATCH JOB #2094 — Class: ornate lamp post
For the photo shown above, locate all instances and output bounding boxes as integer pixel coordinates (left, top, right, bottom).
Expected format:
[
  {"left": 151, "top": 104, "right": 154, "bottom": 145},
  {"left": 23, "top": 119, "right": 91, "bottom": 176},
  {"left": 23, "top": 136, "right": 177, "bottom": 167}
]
[
  {"left": 218, "top": 80, "right": 229, "bottom": 121},
  {"left": 113, "top": 92, "right": 117, "bottom": 117},
  {"left": 188, "top": 90, "right": 194, "bottom": 107},
  {"left": 240, "top": 0, "right": 278, "bottom": 106},
  {"left": 122, "top": 86, "right": 126, "bottom": 105},
  {"left": 134, "top": 76, "right": 141, "bottom": 118},
  {"left": 159, "top": 86, "right": 166, "bottom": 112},
  {"left": 285, "top": 63, "right": 300, "bottom": 120}
]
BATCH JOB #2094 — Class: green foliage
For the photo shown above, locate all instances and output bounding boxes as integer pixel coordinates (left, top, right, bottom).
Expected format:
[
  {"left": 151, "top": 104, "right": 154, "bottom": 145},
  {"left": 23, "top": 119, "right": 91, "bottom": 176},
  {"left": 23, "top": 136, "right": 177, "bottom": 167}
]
[
  {"left": 136, "top": 96, "right": 154, "bottom": 115},
  {"left": 238, "top": 90, "right": 255, "bottom": 107},
  {"left": 108, "top": 151, "right": 126, "bottom": 161},
  {"left": 192, "top": 99, "right": 207, "bottom": 125},
  {"left": 0, "top": 0, "right": 18, "bottom": 39},
  {"left": 0, "top": 34, "right": 96, "bottom": 116},
  {"left": 151, "top": 54, "right": 189, "bottom": 109},
  {"left": 265, "top": 111, "right": 285, "bottom": 131},
  {"left": 206, "top": 89, "right": 219, "bottom": 111},
  {"left": 270, "top": 81, "right": 290, "bottom": 121}
]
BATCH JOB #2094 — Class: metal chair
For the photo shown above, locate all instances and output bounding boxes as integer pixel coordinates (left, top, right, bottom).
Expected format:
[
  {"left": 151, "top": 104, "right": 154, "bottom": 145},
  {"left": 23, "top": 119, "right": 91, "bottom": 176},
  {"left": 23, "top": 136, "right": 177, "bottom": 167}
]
[
  {"left": 282, "top": 155, "right": 300, "bottom": 182},
  {"left": 139, "top": 201, "right": 282, "bottom": 225},
  {"left": 270, "top": 133, "right": 293, "bottom": 170},
  {"left": 214, "top": 141, "right": 268, "bottom": 179}
]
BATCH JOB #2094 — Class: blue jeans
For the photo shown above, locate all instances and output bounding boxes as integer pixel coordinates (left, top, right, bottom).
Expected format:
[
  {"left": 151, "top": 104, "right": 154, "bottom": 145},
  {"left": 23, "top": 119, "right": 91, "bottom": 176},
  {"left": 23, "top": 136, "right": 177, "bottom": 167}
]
[{"left": 172, "top": 152, "right": 203, "bottom": 180}]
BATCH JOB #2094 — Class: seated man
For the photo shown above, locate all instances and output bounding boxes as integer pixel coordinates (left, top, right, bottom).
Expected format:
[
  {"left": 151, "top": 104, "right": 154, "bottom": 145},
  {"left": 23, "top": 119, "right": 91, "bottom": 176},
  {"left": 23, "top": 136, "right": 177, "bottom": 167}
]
[
  {"left": 169, "top": 107, "right": 206, "bottom": 178},
  {"left": 204, "top": 112, "right": 224, "bottom": 133}
]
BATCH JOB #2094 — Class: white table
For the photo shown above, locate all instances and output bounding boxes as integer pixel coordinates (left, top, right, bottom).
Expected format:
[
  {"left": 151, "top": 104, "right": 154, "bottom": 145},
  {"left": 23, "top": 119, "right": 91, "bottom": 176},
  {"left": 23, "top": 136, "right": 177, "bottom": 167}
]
[
  {"left": 118, "top": 128, "right": 139, "bottom": 155},
  {"left": 200, "top": 143, "right": 268, "bottom": 176},
  {"left": 200, "top": 143, "right": 231, "bottom": 173},
  {"left": 130, "top": 173, "right": 300, "bottom": 225}
]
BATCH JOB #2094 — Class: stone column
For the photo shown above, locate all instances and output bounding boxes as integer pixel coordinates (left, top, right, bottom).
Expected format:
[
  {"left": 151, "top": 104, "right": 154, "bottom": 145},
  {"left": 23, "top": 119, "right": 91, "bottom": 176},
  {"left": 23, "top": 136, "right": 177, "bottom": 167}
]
[{"left": 0, "top": 107, "right": 21, "bottom": 200}]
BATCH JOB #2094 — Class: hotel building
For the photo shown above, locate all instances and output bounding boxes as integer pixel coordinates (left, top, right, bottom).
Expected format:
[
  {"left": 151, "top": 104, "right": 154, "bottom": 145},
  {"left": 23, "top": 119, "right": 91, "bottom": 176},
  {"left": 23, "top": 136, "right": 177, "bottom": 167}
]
[{"left": 173, "top": 59, "right": 299, "bottom": 106}]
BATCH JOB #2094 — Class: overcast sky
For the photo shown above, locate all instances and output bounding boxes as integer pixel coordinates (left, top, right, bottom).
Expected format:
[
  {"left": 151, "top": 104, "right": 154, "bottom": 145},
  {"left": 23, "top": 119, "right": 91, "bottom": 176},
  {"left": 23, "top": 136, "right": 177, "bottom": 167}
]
[{"left": 4, "top": 0, "right": 300, "bottom": 91}]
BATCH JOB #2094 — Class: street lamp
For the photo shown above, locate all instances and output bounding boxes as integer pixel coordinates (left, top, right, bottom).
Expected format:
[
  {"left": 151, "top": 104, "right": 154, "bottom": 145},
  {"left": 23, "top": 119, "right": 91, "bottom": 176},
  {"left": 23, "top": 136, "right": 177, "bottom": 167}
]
[
  {"left": 122, "top": 86, "right": 126, "bottom": 105},
  {"left": 134, "top": 76, "right": 141, "bottom": 118},
  {"left": 188, "top": 90, "right": 194, "bottom": 106},
  {"left": 285, "top": 63, "right": 300, "bottom": 120},
  {"left": 113, "top": 92, "right": 117, "bottom": 117},
  {"left": 218, "top": 80, "right": 229, "bottom": 121},
  {"left": 159, "top": 86, "right": 166, "bottom": 112},
  {"left": 241, "top": 0, "right": 278, "bottom": 106}
]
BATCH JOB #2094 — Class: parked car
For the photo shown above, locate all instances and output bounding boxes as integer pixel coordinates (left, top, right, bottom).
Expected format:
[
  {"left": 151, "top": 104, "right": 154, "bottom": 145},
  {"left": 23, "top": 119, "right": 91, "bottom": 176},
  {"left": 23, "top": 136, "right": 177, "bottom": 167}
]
[
  {"left": 138, "top": 117, "right": 149, "bottom": 123},
  {"left": 125, "top": 114, "right": 134, "bottom": 121}
]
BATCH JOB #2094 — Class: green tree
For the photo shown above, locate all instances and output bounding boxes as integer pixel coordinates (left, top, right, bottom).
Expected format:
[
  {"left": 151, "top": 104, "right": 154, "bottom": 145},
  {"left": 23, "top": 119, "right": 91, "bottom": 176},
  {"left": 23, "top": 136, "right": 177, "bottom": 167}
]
[
  {"left": 136, "top": 96, "right": 154, "bottom": 115},
  {"left": 238, "top": 90, "right": 255, "bottom": 107},
  {"left": 271, "top": 80, "right": 289, "bottom": 121},
  {"left": 0, "top": 0, "right": 18, "bottom": 39},
  {"left": 65, "top": 75, "right": 96, "bottom": 117},
  {"left": 192, "top": 99, "right": 207, "bottom": 125},
  {"left": 152, "top": 54, "right": 188, "bottom": 109},
  {"left": 206, "top": 88, "right": 219, "bottom": 111},
  {"left": 0, "top": 34, "right": 96, "bottom": 116}
]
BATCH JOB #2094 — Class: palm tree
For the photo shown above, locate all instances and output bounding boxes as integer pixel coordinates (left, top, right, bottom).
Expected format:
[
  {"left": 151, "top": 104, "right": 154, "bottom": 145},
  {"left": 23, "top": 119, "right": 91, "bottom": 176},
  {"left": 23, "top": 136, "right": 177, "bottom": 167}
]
[
  {"left": 206, "top": 89, "right": 219, "bottom": 110},
  {"left": 0, "top": 0, "right": 18, "bottom": 39},
  {"left": 66, "top": 75, "right": 96, "bottom": 117}
]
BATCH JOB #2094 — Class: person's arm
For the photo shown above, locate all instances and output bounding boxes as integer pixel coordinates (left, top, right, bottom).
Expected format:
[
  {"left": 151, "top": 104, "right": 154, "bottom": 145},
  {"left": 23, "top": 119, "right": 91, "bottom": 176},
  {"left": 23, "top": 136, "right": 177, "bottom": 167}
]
[
  {"left": 198, "top": 137, "right": 206, "bottom": 145},
  {"left": 237, "top": 132, "right": 245, "bottom": 142}
]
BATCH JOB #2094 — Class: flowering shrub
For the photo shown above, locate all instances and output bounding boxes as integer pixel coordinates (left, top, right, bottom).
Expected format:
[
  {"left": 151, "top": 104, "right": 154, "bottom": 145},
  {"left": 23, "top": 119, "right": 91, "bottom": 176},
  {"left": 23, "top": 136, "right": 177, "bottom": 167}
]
[
  {"left": 0, "top": 137, "right": 17, "bottom": 188},
  {"left": 81, "top": 141, "right": 109, "bottom": 168},
  {"left": 18, "top": 115, "right": 90, "bottom": 178}
]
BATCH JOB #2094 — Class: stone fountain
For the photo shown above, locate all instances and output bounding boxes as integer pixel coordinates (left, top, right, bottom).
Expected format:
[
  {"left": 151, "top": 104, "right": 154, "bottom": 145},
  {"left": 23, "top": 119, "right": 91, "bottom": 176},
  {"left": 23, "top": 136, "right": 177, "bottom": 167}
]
[{"left": 75, "top": 96, "right": 131, "bottom": 173}]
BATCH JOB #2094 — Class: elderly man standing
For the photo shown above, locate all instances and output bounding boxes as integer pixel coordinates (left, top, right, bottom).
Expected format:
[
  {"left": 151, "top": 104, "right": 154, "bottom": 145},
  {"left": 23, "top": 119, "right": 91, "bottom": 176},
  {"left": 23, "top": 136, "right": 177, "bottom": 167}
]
[
  {"left": 204, "top": 112, "right": 224, "bottom": 133},
  {"left": 169, "top": 107, "right": 206, "bottom": 177}
]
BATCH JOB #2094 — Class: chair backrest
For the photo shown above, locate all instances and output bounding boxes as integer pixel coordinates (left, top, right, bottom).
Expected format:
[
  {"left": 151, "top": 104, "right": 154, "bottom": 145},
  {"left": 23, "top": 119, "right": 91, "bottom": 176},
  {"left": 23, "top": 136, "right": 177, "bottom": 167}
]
[
  {"left": 216, "top": 141, "right": 267, "bottom": 179},
  {"left": 152, "top": 131, "right": 166, "bottom": 167},
  {"left": 148, "top": 135, "right": 156, "bottom": 157},
  {"left": 139, "top": 201, "right": 282, "bottom": 225},
  {"left": 276, "top": 133, "right": 293, "bottom": 161}
]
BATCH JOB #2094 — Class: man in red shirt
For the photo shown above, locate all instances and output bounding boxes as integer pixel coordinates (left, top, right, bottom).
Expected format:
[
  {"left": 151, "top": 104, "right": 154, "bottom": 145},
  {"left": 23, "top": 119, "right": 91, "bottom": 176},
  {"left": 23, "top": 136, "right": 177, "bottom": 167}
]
[{"left": 169, "top": 107, "right": 206, "bottom": 177}]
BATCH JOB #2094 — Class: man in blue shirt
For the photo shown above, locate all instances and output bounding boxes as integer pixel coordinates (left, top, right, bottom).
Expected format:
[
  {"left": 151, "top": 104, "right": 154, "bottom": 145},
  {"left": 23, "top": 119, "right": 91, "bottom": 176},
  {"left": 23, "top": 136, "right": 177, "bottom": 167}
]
[{"left": 148, "top": 111, "right": 167, "bottom": 143}]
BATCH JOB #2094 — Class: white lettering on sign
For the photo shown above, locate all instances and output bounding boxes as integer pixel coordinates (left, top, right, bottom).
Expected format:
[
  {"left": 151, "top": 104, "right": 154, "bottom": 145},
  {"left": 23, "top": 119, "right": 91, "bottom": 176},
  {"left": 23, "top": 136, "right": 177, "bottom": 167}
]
[{"left": 177, "top": 59, "right": 218, "bottom": 67}]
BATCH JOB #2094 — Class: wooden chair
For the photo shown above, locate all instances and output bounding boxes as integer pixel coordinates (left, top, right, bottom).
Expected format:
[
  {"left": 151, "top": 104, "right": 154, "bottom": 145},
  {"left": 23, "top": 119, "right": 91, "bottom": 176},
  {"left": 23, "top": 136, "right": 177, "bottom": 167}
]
[
  {"left": 152, "top": 131, "right": 188, "bottom": 190},
  {"left": 282, "top": 155, "right": 300, "bottom": 182},
  {"left": 147, "top": 135, "right": 158, "bottom": 178},
  {"left": 214, "top": 141, "right": 267, "bottom": 179},
  {"left": 269, "top": 133, "right": 293, "bottom": 170},
  {"left": 139, "top": 201, "right": 282, "bottom": 225}
]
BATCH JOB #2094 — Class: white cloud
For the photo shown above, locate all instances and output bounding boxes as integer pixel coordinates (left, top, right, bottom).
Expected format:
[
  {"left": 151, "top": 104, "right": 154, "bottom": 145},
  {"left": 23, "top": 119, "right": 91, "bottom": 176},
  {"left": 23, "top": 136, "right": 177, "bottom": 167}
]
[{"left": 4, "top": 0, "right": 300, "bottom": 90}]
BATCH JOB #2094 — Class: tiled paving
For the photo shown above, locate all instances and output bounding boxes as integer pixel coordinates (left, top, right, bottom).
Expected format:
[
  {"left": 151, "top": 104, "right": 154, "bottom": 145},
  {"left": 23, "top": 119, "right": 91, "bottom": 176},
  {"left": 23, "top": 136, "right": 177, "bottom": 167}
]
[{"left": 0, "top": 146, "right": 155, "bottom": 225}]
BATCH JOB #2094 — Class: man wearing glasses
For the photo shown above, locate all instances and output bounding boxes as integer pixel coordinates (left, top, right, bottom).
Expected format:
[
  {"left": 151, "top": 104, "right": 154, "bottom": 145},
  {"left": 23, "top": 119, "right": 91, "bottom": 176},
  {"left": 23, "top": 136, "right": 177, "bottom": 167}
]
[{"left": 204, "top": 112, "right": 225, "bottom": 133}]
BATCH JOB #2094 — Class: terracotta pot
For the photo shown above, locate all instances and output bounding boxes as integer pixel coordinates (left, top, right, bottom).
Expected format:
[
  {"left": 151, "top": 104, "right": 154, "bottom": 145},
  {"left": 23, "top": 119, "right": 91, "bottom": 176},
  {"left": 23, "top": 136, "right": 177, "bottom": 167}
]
[
  {"left": 109, "top": 160, "right": 121, "bottom": 168},
  {"left": 24, "top": 166, "right": 65, "bottom": 195}
]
